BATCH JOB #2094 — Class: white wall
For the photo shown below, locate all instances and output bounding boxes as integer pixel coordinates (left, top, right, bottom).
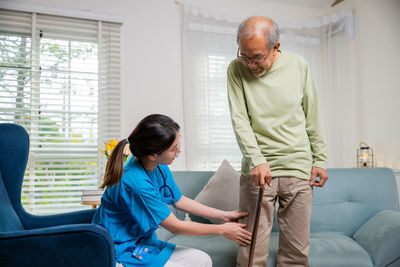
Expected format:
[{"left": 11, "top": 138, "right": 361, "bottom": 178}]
[
  {"left": 1, "top": 0, "right": 320, "bottom": 170},
  {"left": 2, "top": 0, "right": 399, "bottom": 171},
  {"left": 330, "top": 0, "right": 400, "bottom": 170}
]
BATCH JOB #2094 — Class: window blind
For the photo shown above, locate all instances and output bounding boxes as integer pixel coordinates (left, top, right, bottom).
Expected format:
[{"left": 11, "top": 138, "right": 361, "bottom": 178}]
[{"left": 0, "top": 9, "right": 121, "bottom": 214}]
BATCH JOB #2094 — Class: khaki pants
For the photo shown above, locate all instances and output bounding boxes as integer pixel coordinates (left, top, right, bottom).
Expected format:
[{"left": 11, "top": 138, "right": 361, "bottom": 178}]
[{"left": 237, "top": 176, "right": 313, "bottom": 267}]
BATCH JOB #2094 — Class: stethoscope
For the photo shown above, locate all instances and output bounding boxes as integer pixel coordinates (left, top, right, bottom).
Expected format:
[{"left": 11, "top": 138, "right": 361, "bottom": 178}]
[{"left": 140, "top": 163, "right": 178, "bottom": 213}]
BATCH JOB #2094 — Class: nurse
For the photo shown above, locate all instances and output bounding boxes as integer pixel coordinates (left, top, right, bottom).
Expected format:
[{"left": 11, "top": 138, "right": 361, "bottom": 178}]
[{"left": 92, "top": 114, "right": 252, "bottom": 267}]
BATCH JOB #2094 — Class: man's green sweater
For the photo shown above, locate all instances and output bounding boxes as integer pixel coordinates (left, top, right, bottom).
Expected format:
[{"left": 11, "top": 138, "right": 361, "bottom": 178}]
[{"left": 227, "top": 51, "right": 327, "bottom": 180}]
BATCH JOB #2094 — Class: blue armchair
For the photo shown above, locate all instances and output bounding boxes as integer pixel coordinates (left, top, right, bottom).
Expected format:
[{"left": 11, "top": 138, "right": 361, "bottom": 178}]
[{"left": 0, "top": 123, "right": 114, "bottom": 267}]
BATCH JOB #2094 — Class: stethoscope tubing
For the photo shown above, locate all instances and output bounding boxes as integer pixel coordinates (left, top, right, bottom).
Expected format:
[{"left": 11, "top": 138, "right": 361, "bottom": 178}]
[{"left": 141, "top": 163, "right": 176, "bottom": 203}]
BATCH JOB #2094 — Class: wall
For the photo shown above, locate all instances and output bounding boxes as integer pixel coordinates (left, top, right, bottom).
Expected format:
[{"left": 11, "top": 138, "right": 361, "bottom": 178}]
[
  {"left": 2, "top": 0, "right": 398, "bottom": 172},
  {"left": 330, "top": 0, "right": 400, "bottom": 170},
  {"left": 2, "top": 0, "right": 399, "bottom": 204},
  {"left": 0, "top": 0, "right": 321, "bottom": 170}
]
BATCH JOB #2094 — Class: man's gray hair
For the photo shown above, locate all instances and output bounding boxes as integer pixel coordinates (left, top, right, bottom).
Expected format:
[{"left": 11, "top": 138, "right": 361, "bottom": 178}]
[{"left": 236, "top": 17, "right": 280, "bottom": 49}]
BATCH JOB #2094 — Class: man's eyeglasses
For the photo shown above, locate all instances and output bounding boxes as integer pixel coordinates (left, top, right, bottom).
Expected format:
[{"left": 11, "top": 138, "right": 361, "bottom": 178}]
[{"left": 237, "top": 47, "right": 268, "bottom": 65}]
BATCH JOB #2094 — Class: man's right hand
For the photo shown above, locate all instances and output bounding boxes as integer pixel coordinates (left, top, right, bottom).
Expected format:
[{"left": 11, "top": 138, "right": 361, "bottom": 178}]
[{"left": 249, "top": 163, "right": 272, "bottom": 189}]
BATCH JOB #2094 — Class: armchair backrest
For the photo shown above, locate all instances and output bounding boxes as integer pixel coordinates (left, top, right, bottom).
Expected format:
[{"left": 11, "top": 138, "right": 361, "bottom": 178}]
[
  {"left": 0, "top": 172, "right": 24, "bottom": 231},
  {"left": 0, "top": 123, "right": 30, "bottom": 231}
]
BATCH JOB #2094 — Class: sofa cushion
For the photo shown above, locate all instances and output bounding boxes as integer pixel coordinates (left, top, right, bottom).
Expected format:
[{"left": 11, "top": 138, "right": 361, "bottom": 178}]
[
  {"left": 353, "top": 210, "right": 400, "bottom": 267},
  {"left": 309, "top": 233, "right": 373, "bottom": 267},
  {"left": 267, "top": 232, "right": 373, "bottom": 267},
  {"left": 167, "top": 232, "right": 374, "bottom": 267},
  {"left": 190, "top": 160, "right": 240, "bottom": 224}
]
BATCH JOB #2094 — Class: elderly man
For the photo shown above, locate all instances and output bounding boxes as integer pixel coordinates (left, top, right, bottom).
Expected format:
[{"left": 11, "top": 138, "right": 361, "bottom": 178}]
[{"left": 227, "top": 16, "right": 328, "bottom": 267}]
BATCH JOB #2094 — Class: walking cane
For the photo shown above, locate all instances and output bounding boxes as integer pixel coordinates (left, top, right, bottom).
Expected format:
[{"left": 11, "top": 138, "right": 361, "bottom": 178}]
[{"left": 248, "top": 187, "right": 264, "bottom": 267}]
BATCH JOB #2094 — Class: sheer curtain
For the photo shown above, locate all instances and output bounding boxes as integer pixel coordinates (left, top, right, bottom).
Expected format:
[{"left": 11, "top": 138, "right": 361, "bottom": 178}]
[
  {"left": 279, "top": 10, "right": 358, "bottom": 168},
  {"left": 180, "top": 4, "right": 242, "bottom": 170},
  {"left": 181, "top": 4, "right": 357, "bottom": 170}
]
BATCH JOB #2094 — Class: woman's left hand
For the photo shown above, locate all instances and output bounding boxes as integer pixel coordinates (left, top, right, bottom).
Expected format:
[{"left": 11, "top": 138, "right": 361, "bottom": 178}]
[{"left": 221, "top": 210, "right": 248, "bottom": 222}]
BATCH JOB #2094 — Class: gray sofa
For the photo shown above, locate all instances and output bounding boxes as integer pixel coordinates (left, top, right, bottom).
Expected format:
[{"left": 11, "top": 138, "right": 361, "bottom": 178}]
[{"left": 157, "top": 168, "right": 400, "bottom": 267}]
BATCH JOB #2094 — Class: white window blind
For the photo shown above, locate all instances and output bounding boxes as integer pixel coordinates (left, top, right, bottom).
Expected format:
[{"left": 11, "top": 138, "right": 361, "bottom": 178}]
[{"left": 0, "top": 9, "right": 121, "bottom": 214}]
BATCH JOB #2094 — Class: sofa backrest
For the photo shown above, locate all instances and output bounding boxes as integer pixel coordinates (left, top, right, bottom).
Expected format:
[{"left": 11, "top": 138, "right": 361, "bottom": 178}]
[
  {"left": 172, "top": 171, "right": 214, "bottom": 220},
  {"left": 173, "top": 168, "right": 399, "bottom": 236},
  {"left": 309, "top": 168, "right": 399, "bottom": 236}
]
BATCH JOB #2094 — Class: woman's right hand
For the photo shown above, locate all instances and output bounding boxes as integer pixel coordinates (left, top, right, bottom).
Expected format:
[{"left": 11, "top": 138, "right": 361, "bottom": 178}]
[{"left": 220, "top": 222, "right": 252, "bottom": 246}]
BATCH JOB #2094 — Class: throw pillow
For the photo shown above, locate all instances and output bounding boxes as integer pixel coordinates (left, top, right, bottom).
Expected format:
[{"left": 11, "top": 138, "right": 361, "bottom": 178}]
[{"left": 190, "top": 159, "right": 240, "bottom": 224}]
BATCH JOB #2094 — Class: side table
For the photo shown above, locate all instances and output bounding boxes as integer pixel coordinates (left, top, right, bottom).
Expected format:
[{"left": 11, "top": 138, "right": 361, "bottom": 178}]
[{"left": 81, "top": 189, "right": 104, "bottom": 208}]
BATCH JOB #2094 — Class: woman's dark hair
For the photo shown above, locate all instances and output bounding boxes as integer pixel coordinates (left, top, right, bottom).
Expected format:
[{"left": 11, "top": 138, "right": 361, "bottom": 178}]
[{"left": 100, "top": 114, "right": 180, "bottom": 189}]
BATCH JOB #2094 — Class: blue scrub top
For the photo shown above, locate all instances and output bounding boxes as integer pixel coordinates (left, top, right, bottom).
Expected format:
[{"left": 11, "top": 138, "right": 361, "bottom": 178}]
[{"left": 92, "top": 157, "right": 182, "bottom": 267}]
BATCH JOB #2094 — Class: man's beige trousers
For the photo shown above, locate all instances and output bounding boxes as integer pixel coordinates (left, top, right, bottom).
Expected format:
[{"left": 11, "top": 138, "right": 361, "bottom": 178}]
[{"left": 237, "top": 176, "right": 313, "bottom": 267}]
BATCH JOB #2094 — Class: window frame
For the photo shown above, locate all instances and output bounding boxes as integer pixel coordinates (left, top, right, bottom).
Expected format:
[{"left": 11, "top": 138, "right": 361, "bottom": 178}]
[{"left": 0, "top": 8, "right": 122, "bottom": 214}]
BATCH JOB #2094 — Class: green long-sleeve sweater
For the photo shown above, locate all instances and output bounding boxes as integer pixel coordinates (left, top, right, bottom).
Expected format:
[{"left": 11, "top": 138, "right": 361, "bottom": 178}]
[{"left": 227, "top": 51, "right": 327, "bottom": 180}]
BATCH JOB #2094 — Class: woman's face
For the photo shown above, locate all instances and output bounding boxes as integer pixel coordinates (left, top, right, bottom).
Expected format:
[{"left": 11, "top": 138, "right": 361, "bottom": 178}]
[{"left": 155, "top": 132, "right": 181, "bottom": 165}]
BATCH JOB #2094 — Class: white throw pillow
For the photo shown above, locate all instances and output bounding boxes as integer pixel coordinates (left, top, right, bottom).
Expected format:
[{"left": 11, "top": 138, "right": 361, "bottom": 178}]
[{"left": 191, "top": 159, "right": 240, "bottom": 224}]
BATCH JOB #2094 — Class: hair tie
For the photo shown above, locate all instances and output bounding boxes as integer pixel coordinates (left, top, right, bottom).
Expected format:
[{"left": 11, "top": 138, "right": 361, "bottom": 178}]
[{"left": 126, "top": 138, "right": 130, "bottom": 144}]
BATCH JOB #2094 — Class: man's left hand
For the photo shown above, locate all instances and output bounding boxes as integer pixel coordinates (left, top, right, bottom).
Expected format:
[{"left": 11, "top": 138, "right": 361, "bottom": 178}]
[{"left": 310, "top": 166, "right": 328, "bottom": 187}]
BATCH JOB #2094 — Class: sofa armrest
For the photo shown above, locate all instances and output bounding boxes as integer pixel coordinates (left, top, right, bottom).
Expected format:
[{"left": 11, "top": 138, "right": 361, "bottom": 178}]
[
  {"left": 19, "top": 208, "right": 96, "bottom": 229},
  {"left": 353, "top": 210, "right": 400, "bottom": 267},
  {"left": 0, "top": 223, "right": 114, "bottom": 267}
]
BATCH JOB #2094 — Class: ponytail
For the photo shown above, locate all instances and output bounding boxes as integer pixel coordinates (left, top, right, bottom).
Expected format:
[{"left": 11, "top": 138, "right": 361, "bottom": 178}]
[
  {"left": 100, "top": 114, "right": 180, "bottom": 189},
  {"left": 100, "top": 139, "right": 128, "bottom": 189}
]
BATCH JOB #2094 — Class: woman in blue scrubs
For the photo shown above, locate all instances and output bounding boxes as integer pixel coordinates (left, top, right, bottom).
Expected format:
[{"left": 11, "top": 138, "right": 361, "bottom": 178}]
[{"left": 93, "top": 114, "right": 252, "bottom": 267}]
